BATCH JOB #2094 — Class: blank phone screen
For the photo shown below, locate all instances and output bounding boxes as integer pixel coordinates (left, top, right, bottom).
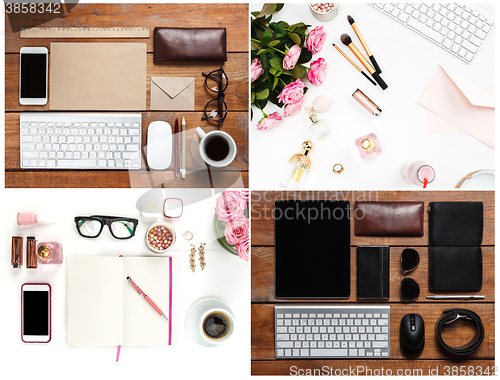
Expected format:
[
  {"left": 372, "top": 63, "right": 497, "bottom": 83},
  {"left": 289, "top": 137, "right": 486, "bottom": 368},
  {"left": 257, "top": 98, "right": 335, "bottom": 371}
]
[
  {"left": 20, "top": 53, "right": 47, "bottom": 99},
  {"left": 23, "top": 291, "right": 49, "bottom": 335}
]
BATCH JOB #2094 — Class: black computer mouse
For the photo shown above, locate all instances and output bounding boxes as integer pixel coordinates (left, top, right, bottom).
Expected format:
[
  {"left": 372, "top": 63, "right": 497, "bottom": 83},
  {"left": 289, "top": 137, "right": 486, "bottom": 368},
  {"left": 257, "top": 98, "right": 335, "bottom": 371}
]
[{"left": 400, "top": 313, "right": 425, "bottom": 354}]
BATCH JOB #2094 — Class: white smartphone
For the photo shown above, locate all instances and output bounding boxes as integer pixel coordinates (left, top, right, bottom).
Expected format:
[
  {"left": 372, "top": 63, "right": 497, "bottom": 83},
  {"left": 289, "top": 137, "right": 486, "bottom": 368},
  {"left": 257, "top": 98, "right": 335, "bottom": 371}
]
[
  {"left": 21, "top": 283, "right": 51, "bottom": 343},
  {"left": 19, "top": 47, "right": 48, "bottom": 105}
]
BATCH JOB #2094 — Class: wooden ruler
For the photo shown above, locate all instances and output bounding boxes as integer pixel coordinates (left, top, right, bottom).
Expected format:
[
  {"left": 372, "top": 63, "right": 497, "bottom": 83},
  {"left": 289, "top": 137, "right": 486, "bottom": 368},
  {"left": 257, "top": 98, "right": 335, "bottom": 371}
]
[{"left": 20, "top": 26, "right": 150, "bottom": 39}]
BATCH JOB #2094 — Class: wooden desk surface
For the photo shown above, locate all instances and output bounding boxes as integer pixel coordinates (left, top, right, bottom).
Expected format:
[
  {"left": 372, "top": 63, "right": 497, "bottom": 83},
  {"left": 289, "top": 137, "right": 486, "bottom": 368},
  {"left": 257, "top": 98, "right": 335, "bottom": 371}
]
[
  {"left": 251, "top": 191, "right": 495, "bottom": 375},
  {"left": 5, "top": 3, "right": 249, "bottom": 188}
]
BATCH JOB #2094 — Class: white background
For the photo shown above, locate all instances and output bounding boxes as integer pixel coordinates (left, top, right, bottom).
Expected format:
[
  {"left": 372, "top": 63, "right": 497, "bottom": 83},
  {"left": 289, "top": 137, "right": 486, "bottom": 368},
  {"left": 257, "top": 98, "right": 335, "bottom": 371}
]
[
  {"left": 250, "top": 2, "right": 496, "bottom": 190},
  {"left": 2, "top": 188, "right": 250, "bottom": 379}
]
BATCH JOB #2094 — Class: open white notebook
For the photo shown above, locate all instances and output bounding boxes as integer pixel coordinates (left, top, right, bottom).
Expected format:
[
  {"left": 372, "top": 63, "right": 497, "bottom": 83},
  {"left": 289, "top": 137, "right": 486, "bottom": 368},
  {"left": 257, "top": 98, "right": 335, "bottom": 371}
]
[{"left": 66, "top": 256, "right": 175, "bottom": 346}]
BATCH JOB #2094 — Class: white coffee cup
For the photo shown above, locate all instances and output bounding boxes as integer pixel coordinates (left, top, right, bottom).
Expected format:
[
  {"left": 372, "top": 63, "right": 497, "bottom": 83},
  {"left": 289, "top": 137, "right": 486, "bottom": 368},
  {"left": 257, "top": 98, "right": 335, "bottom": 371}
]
[
  {"left": 198, "top": 307, "right": 235, "bottom": 345},
  {"left": 196, "top": 127, "right": 237, "bottom": 167}
]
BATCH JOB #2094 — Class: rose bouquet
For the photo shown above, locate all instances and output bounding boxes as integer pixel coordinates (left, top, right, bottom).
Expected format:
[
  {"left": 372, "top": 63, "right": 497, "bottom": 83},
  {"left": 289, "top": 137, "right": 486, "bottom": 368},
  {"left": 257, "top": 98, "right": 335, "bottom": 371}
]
[
  {"left": 214, "top": 190, "right": 249, "bottom": 261},
  {"left": 251, "top": 3, "right": 328, "bottom": 131}
]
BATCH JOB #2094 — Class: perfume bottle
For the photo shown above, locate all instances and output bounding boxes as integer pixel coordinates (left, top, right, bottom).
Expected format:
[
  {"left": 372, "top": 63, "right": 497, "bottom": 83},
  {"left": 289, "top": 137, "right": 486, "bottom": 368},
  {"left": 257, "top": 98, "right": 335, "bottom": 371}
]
[
  {"left": 304, "top": 107, "right": 329, "bottom": 138},
  {"left": 401, "top": 160, "right": 436, "bottom": 187},
  {"left": 37, "top": 242, "right": 63, "bottom": 265},
  {"left": 355, "top": 133, "right": 382, "bottom": 159},
  {"left": 280, "top": 141, "right": 313, "bottom": 189}
]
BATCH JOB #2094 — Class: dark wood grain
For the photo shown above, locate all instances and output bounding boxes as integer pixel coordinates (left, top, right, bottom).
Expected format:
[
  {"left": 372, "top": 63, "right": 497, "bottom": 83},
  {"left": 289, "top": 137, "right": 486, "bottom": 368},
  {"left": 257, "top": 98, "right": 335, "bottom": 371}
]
[
  {"left": 5, "top": 53, "right": 249, "bottom": 112},
  {"left": 251, "top": 191, "right": 495, "bottom": 246},
  {"left": 251, "top": 247, "right": 495, "bottom": 303},
  {"left": 251, "top": 303, "right": 495, "bottom": 361},
  {"left": 5, "top": 3, "right": 249, "bottom": 53},
  {"left": 250, "top": 191, "right": 495, "bottom": 375}
]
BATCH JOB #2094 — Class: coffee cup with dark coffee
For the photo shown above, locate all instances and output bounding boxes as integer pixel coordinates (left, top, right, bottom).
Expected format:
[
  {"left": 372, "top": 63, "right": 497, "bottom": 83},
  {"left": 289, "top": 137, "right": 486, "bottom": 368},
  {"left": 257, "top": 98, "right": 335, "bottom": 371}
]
[
  {"left": 196, "top": 127, "right": 237, "bottom": 167},
  {"left": 198, "top": 307, "right": 234, "bottom": 345}
]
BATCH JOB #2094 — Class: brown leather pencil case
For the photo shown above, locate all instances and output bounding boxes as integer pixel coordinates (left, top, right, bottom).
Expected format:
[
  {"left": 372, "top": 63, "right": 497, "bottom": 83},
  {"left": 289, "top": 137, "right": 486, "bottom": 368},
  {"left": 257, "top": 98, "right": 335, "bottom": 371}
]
[
  {"left": 154, "top": 27, "right": 227, "bottom": 62},
  {"left": 354, "top": 201, "right": 424, "bottom": 237}
]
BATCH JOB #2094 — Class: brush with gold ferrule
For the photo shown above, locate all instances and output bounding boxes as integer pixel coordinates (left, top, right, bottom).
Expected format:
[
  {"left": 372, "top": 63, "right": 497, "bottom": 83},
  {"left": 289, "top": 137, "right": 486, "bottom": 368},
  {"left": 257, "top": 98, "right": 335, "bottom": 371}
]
[
  {"left": 332, "top": 43, "right": 377, "bottom": 86},
  {"left": 340, "top": 33, "right": 388, "bottom": 90},
  {"left": 348, "top": 15, "right": 382, "bottom": 74}
]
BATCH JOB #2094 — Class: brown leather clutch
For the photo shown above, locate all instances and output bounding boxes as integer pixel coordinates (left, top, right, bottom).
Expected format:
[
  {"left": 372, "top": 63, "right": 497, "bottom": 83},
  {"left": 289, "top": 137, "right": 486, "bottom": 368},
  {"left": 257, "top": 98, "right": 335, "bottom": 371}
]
[
  {"left": 154, "top": 27, "right": 227, "bottom": 62},
  {"left": 354, "top": 201, "right": 424, "bottom": 237}
]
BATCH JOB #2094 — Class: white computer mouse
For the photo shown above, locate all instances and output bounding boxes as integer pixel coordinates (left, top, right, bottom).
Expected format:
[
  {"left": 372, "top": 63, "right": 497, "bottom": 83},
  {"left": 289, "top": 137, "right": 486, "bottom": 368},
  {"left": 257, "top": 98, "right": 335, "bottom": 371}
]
[{"left": 146, "top": 121, "right": 172, "bottom": 170}]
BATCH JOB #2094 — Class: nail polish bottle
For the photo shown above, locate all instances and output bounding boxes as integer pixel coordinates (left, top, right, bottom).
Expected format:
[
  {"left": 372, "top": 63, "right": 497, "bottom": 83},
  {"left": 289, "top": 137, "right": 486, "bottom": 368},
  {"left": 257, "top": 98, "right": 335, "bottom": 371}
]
[
  {"left": 355, "top": 133, "right": 382, "bottom": 159},
  {"left": 26, "top": 236, "right": 37, "bottom": 269},
  {"left": 304, "top": 106, "right": 329, "bottom": 139},
  {"left": 280, "top": 141, "right": 313, "bottom": 189},
  {"left": 37, "top": 242, "right": 64, "bottom": 265}
]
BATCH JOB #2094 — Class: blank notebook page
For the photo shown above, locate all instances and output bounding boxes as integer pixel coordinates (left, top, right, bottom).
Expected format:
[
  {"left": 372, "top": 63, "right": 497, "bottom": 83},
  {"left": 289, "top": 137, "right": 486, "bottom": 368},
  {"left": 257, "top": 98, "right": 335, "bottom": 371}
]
[{"left": 66, "top": 256, "right": 124, "bottom": 346}]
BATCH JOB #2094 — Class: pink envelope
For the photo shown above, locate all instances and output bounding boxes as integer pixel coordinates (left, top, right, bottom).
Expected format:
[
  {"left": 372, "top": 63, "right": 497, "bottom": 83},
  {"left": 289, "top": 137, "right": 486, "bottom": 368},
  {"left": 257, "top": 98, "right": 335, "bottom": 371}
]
[{"left": 418, "top": 65, "right": 495, "bottom": 148}]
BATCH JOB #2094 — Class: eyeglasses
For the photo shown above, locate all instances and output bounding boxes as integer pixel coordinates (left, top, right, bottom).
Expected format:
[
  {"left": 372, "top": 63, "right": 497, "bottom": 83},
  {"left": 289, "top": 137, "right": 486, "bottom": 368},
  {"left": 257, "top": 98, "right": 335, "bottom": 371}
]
[
  {"left": 401, "top": 248, "right": 421, "bottom": 302},
  {"left": 75, "top": 215, "right": 138, "bottom": 240},
  {"left": 201, "top": 67, "right": 228, "bottom": 126},
  {"left": 163, "top": 198, "right": 183, "bottom": 218}
]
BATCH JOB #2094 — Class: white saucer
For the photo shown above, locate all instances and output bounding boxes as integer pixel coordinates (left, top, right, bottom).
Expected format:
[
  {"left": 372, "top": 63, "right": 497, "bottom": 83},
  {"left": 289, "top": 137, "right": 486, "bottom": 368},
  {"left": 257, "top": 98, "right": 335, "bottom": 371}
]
[{"left": 186, "top": 298, "right": 232, "bottom": 347}]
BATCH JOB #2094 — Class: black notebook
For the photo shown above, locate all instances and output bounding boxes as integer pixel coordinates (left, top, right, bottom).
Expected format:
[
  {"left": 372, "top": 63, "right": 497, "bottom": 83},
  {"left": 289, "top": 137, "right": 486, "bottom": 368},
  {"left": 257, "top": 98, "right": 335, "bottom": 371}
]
[
  {"left": 357, "top": 246, "right": 390, "bottom": 300},
  {"left": 274, "top": 200, "right": 351, "bottom": 299}
]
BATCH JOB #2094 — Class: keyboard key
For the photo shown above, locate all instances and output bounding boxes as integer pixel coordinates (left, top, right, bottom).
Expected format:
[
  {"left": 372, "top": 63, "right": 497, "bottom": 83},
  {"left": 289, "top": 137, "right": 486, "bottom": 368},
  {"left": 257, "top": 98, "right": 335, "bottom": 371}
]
[
  {"left": 311, "top": 349, "right": 347, "bottom": 357},
  {"left": 407, "top": 16, "right": 445, "bottom": 44}
]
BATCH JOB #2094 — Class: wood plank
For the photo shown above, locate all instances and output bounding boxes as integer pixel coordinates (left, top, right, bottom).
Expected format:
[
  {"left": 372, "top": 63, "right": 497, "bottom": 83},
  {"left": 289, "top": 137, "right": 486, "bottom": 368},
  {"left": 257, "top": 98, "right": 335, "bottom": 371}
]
[
  {"left": 251, "top": 303, "right": 495, "bottom": 360},
  {"left": 5, "top": 3, "right": 248, "bottom": 53},
  {"left": 250, "top": 191, "right": 495, "bottom": 246},
  {"left": 6, "top": 111, "right": 248, "bottom": 170},
  {"left": 5, "top": 170, "right": 249, "bottom": 189},
  {"left": 252, "top": 359, "right": 497, "bottom": 376},
  {"left": 251, "top": 247, "right": 495, "bottom": 303},
  {"left": 5, "top": 53, "right": 248, "bottom": 112}
]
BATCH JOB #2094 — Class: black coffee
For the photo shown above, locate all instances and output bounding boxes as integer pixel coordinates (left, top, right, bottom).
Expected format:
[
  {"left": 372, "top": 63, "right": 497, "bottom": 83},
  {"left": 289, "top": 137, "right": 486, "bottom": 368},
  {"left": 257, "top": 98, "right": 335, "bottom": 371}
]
[
  {"left": 205, "top": 136, "right": 230, "bottom": 162},
  {"left": 203, "top": 312, "right": 230, "bottom": 339}
]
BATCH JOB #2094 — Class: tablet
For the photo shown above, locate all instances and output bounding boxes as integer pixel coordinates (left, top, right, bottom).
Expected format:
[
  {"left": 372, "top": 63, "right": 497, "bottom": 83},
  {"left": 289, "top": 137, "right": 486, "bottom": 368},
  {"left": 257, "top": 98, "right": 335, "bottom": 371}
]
[{"left": 274, "top": 200, "right": 351, "bottom": 299}]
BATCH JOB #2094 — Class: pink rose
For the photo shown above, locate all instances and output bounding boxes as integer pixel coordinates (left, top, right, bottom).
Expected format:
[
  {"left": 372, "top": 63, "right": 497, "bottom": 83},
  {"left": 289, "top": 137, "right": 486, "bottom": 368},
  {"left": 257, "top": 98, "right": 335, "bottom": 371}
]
[
  {"left": 215, "top": 191, "right": 247, "bottom": 222},
  {"left": 256, "top": 112, "right": 282, "bottom": 131},
  {"left": 277, "top": 78, "right": 305, "bottom": 105},
  {"left": 236, "top": 239, "right": 249, "bottom": 261},
  {"left": 225, "top": 216, "right": 249, "bottom": 246},
  {"left": 283, "top": 96, "right": 304, "bottom": 117},
  {"left": 307, "top": 58, "right": 327, "bottom": 85},
  {"left": 251, "top": 58, "right": 264, "bottom": 83},
  {"left": 283, "top": 45, "right": 301, "bottom": 70},
  {"left": 240, "top": 190, "right": 249, "bottom": 202},
  {"left": 306, "top": 26, "right": 326, "bottom": 54}
]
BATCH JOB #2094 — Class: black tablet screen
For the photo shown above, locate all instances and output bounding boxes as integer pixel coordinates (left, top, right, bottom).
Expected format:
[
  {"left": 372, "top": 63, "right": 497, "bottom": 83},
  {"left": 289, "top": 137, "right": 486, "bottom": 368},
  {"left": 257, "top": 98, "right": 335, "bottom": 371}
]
[{"left": 274, "top": 200, "right": 351, "bottom": 298}]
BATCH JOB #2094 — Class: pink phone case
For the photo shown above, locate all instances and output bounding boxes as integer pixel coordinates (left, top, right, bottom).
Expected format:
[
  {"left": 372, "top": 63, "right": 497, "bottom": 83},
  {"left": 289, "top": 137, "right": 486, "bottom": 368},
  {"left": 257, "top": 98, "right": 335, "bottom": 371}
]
[{"left": 21, "top": 283, "right": 51, "bottom": 343}]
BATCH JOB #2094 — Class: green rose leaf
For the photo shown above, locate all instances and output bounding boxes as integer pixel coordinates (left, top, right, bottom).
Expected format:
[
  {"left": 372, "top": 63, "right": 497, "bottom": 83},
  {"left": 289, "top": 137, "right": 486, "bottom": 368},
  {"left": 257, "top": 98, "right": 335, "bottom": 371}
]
[
  {"left": 251, "top": 91, "right": 256, "bottom": 103},
  {"left": 272, "top": 75, "right": 279, "bottom": 91},
  {"left": 269, "top": 22, "right": 287, "bottom": 36},
  {"left": 275, "top": 3, "right": 285, "bottom": 12},
  {"left": 257, "top": 3, "right": 277, "bottom": 18},
  {"left": 269, "top": 57, "right": 283, "bottom": 71},
  {"left": 260, "top": 29, "right": 273, "bottom": 46},
  {"left": 291, "top": 65, "right": 307, "bottom": 79},
  {"left": 289, "top": 32, "right": 301, "bottom": 46},
  {"left": 297, "top": 47, "right": 313, "bottom": 64},
  {"left": 255, "top": 88, "right": 270, "bottom": 100},
  {"left": 269, "top": 39, "right": 281, "bottom": 47},
  {"left": 251, "top": 40, "right": 260, "bottom": 51},
  {"left": 260, "top": 53, "right": 269, "bottom": 70}
]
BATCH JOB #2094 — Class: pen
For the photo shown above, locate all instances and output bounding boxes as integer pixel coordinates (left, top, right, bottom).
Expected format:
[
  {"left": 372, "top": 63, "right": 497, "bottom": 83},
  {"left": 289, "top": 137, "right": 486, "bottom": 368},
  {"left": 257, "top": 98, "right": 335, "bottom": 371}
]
[
  {"left": 426, "top": 295, "right": 485, "bottom": 300},
  {"left": 126, "top": 276, "right": 168, "bottom": 321},
  {"left": 174, "top": 118, "right": 179, "bottom": 178},
  {"left": 180, "top": 117, "right": 186, "bottom": 179}
]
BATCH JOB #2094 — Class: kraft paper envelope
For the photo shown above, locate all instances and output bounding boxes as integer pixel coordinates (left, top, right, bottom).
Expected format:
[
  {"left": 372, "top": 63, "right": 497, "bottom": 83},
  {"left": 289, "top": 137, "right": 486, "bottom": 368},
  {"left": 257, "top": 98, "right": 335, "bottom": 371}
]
[
  {"left": 418, "top": 65, "right": 495, "bottom": 148},
  {"left": 150, "top": 77, "right": 195, "bottom": 111},
  {"left": 50, "top": 43, "right": 147, "bottom": 111}
]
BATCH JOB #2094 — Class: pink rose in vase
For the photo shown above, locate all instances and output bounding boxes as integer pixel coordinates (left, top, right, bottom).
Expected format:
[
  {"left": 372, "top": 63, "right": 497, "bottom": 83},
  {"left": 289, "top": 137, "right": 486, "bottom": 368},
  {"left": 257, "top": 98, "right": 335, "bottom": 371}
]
[
  {"left": 283, "top": 45, "right": 301, "bottom": 70},
  {"left": 215, "top": 191, "right": 247, "bottom": 222},
  {"left": 236, "top": 239, "right": 249, "bottom": 261},
  {"left": 307, "top": 58, "right": 327, "bottom": 85},
  {"left": 224, "top": 216, "right": 249, "bottom": 246}
]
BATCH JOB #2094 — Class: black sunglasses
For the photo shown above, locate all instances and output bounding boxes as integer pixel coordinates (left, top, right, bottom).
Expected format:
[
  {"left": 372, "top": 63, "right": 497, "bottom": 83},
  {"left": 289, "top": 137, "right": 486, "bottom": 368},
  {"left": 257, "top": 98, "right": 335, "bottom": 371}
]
[
  {"left": 401, "top": 248, "right": 421, "bottom": 302},
  {"left": 75, "top": 215, "right": 138, "bottom": 240},
  {"left": 201, "top": 67, "right": 228, "bottom": 126}
]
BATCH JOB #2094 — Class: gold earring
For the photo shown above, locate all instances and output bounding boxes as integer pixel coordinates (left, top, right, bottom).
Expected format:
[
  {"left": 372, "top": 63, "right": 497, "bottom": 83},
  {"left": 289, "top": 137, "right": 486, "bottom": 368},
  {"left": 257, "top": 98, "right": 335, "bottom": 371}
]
[
  {"left": 199, "top": 243, "right": 206, "bottom": 270},
  {"left": 189, "top": 245, "right": 197, "bottom": 272}
]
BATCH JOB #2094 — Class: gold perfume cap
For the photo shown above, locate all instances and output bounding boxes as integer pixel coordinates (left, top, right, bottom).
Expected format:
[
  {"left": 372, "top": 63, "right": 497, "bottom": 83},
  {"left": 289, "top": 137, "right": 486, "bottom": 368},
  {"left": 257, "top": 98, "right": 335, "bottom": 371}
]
[
  {"left": 301, "top": 141, "right": 313, "bottom": 156},
  {"left": 38, "top": 246, "right": 52, "bottom": 259}
]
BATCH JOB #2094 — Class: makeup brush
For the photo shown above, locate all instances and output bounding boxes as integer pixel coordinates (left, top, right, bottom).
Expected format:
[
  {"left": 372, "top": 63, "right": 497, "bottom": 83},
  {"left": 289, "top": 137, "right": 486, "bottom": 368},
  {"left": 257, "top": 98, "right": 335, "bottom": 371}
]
[
  {"left": 340, "top": 33, "right": 388, "bottom": 90},
  {"left": 332, "top": 43, "right": 377, "bottom": 86},
  {"left": 348, "top": 15, "right": 382, "bottom": 74}
]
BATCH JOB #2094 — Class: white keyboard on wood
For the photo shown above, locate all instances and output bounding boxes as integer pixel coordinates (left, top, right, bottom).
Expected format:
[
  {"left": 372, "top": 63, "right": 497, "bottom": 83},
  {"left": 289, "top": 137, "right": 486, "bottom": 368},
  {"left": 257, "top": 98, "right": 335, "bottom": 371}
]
[{"left": 20, "top": 113, "right": 142, "bottom": 169}]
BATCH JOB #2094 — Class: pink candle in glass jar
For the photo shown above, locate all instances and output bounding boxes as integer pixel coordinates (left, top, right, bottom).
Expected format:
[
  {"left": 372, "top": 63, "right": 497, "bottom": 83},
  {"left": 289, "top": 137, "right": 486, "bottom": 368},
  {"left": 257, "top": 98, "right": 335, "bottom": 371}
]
[{"left": 401, "top": 161, "right": 436, "bottom": 186}]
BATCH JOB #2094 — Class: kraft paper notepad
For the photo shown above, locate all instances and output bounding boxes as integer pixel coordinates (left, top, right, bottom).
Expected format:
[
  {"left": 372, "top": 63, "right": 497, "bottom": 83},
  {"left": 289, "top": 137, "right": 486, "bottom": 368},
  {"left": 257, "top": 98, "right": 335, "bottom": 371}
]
[
  {"left": 66, "top": 256, "right": 175, "bottom": 346},
  {"left": 50, "top": 43, "right": 147, "bottom": 111}
]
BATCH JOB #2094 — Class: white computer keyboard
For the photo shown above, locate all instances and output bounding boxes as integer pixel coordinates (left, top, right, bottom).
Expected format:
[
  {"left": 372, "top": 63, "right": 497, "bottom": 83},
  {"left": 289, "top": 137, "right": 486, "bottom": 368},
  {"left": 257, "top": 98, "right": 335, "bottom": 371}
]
[
  {"left": 20, "top": 113, "right": 142, "bottom": 169},
  {"left": 275, "top": 305, "right": 390, "bottom": 359},
  {"left": 371, "top": 3, "right": 494, "bottom": 64}
]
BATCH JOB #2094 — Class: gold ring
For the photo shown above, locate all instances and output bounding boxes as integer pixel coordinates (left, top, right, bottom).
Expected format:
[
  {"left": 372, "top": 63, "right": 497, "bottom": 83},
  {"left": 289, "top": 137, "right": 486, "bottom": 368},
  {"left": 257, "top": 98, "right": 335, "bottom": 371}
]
[{"left": 332, "top": 164, "right": 344, "bottom": 174}]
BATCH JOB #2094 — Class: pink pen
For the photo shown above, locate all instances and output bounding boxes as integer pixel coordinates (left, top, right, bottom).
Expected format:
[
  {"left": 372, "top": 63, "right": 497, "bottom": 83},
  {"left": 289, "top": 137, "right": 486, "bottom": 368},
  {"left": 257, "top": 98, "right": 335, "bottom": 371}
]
[{"left": 126, "top": 276, "right": 169, "bottom": 321}]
